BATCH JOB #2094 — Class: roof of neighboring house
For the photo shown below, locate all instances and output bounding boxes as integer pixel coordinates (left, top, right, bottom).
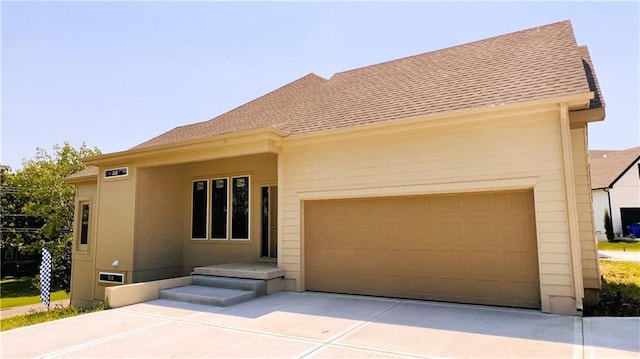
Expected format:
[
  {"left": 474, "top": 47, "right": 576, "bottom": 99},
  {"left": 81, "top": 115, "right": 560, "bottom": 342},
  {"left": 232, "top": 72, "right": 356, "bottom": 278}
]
[
  {"left": 65, "top": 166, "right": 99, "bottom": 182},
  {"left": 134, "top": 20, "right": 603, "bottom": 150},
  {"left": 590, "top": 147, "right": 640, "bottom": 189}
]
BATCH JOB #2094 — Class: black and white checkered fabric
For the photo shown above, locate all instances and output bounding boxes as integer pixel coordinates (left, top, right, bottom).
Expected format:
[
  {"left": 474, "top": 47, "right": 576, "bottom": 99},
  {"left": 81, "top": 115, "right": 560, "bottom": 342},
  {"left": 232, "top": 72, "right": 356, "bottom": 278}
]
[{"left": 40, "top": 247, "right": 52, "bottom": 309}]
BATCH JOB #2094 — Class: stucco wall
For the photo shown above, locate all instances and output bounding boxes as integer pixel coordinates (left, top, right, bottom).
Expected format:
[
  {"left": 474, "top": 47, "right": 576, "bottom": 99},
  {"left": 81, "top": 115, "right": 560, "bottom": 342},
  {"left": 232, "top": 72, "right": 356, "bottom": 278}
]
[
  {"left": 133, "top": 165, "right": 186, "bottom": 282},
  {"left": 93, "top": 165, "right": 137, "bottom": 300},
  {"left": 70, "top": 181, "right": 97, "bottom": 307},
  {"left": 280, "top": 107, "right": 582, "bottom": 314},
  {"left": 179, "top": 153, "right": 278, "bottom": 271}
]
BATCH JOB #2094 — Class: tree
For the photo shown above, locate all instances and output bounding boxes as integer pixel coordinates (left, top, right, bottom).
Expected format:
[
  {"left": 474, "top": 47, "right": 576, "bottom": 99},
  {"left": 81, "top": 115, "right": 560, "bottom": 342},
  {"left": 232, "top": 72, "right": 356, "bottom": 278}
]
[
  {"left": 604, "top": 208, "right": 615, "bottom": 241},
  {"left": 1, "top": 142, "right": 100, "bottom": 291}
]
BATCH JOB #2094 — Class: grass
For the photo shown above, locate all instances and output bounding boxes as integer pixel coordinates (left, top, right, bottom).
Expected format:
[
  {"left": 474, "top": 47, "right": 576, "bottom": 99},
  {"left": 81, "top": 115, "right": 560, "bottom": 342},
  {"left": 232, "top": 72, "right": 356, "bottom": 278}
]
[
  {"left": 0, "top": 277, "right": 69, "bottom": 309},
  {"left": 599, "top": 260, "right": 640, "bottom": 298},
  {"left": 585, "top": 260, "right": 640, "bottom": 316},
  {"left": 597, "top": 240, "right": 640, "bottom": 252},
  {"left": 0, "top": 303, "right": 107, "bottom": 331}
]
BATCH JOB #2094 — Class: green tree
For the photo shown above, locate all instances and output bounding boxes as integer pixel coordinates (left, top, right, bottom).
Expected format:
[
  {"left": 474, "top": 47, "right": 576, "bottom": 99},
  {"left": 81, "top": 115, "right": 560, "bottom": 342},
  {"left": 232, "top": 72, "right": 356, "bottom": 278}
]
[
  {"left": 3, "top": 142, "right": 100, "bottom": 291},
  {"left": 604, "top": 208, "right": 615, "bottom": 241}
]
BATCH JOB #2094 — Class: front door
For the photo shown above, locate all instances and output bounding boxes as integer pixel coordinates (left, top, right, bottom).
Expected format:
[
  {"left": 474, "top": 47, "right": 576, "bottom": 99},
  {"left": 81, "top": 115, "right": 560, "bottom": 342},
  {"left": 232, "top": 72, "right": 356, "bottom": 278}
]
[{"left": 261, "top": 186, "right": 278, "bottom": 258}]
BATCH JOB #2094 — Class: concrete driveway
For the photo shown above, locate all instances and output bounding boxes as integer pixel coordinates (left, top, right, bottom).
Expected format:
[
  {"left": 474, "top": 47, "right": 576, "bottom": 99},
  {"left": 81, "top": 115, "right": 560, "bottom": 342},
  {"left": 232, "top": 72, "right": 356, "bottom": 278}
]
[{"left": 1, "top": 292, "right": 638, "bottom": 358}]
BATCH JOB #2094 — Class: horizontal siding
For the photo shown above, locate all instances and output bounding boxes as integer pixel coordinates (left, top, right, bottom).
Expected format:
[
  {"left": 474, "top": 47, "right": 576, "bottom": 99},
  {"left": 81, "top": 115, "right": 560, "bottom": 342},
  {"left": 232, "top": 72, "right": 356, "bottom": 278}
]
[
  {"left": 570, "top": 127, "right": 600, "bottom": 289},
  {"left": 280, "top": 110, "right": 575, "bottom": 301}
]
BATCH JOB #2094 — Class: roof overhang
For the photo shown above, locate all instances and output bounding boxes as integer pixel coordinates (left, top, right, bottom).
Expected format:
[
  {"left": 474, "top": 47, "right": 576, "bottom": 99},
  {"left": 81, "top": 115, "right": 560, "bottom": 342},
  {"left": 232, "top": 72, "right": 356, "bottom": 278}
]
[
  {"left": 82, "top": 126, "right": 289, "bottom": 168},
  {"left": 284, "top": 92, "right": 596, "bottom": 145}
]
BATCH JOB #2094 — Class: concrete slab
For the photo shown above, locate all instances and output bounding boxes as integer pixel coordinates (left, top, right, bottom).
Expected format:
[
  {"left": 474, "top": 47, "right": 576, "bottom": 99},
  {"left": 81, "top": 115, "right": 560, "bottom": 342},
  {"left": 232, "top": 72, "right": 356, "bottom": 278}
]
[
  {"left": 1, "top": 291, "right": 639, "bottom": 358},
  {"left": 598, "top": 251, "right": 640, "bottom": 262},
  {"left": 160, "top": 285, "right": 256, "bottom": 306},
  {"left": 335, "top": 301, "right": 582, "bottom": 358},
  {"left": 583, "top": 317, "right": 640, "bottom": 358}
]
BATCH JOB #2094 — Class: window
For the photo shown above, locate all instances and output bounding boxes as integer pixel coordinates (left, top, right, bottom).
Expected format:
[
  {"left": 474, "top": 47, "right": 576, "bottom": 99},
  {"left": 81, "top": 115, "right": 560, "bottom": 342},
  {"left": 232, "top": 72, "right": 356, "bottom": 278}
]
[
  {"left": 77, "top": 201, "right": 91, "bottom": 251},
  {"left": 231, "top": 176, "right": 250, "bottom": 240},
  {"left": 104, "top": 167, "right": 128, "bottom": 178},
  {"left": 211, "top": 178, "right": 228, "bottom": 239},
  {"left": 191, "top": 175, "right": 250, "bottom": 241},
  {"left": 80, "top": 203, "right": 90, "bottom": 245},
  {"left": 191, "top": 180, "right": 208, "bottom": 239}
]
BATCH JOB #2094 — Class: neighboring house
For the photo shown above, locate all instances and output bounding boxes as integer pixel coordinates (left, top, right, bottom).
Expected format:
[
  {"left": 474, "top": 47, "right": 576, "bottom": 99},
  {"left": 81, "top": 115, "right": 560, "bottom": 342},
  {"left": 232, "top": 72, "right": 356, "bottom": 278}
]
[
  {"left": 66, "top": 20, "right": 605, "bottom": 315},
  {"left": 590, "top": 147, "right": 640, "bottom": 240}
]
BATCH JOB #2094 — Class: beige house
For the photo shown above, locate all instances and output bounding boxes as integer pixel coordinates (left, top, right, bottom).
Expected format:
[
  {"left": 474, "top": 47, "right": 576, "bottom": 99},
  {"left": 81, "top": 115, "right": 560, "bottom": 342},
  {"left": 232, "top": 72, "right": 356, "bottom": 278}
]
[
  {"left": 66, "top": 20, "right": 605, "bottom": 315},
  {"left": 590, "top": 147, "right": 640, "bottom": 240}
]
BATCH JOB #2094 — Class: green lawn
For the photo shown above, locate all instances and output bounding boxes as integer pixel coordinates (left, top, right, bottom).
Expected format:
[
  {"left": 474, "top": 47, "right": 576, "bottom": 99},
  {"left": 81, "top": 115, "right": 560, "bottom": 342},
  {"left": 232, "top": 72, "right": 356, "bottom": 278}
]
[
  {"left": 597, "top": 240, "right": 640, "bottom": 252},
  {"left": 0, "top": 277, "right": 69, "bottom": 309},
  {"left": 585, "top": 260, "right": 640, "bottom": 316},
  {"left": 1, "top": 304, "right": 106, "bottom": 331}
]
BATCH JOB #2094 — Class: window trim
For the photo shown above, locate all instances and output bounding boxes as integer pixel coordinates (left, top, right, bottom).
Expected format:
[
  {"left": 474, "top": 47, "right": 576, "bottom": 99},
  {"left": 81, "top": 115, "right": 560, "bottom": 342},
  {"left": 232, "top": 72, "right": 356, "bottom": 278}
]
[
  {"left": 210, "top": 177, "right": 230, "bottom": 241},
  {"left": 230, "top": 175, "right": 251, "bottom": 241},
  {"left": 189, "top": 175, "right": 251, "bottom": 241},
  {"left": 104, "top": 167, "right": 129, "bottom": 179},
  {"left": 190, "top": 179, "right": 210, "bottom": 241},
  {"left": 76, "top": 199, "right": 92, "bottom": 252}
]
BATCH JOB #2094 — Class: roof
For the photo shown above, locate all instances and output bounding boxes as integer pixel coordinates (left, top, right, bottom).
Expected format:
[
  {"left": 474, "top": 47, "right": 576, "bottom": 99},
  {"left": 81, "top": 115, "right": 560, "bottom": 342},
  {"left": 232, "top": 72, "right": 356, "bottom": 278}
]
[
  {"left": 590, "top": 147, "right": 640, "bottom": 189},
  {"left": 133, "top": 20, "right": 602, "bottom": 150},
  {"left": 65, "top": 166, "right": 98, "bottom": 182}
]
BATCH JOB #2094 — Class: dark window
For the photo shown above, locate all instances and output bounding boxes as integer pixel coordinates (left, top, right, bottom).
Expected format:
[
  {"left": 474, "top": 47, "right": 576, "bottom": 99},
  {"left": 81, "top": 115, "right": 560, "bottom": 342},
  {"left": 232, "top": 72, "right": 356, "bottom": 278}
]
[
  {"left": 80, "top": 203, "right": 90, "bottom": 245},
  {"left": 211, "top": 178, "right": 228, "bottom": 239},
  {"left": 231, "top": 176, "right": 249, "bottom": 239},
  {"left": 192, "top": 180, "right": 208, "bottom": 239},
  {"left": 105, "top": 168, "right": 128, "bottom": 178}
]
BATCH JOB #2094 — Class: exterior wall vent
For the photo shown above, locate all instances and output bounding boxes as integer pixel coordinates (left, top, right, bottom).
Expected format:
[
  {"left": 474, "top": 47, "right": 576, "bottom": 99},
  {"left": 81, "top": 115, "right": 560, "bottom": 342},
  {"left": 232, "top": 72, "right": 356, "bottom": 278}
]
[{"left": 98, "top": 272, "right": 124, "bottom": 284}]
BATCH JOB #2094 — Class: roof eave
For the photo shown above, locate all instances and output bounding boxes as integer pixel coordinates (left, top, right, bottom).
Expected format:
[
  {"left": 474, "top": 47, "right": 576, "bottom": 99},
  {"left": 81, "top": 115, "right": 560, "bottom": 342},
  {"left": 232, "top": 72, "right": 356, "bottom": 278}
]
[
  {"left": 286, "top": 92, "right": 595, "bottom": 143},
  {"left": 83, "top": 126, "right": 289, "bottom": 167}
]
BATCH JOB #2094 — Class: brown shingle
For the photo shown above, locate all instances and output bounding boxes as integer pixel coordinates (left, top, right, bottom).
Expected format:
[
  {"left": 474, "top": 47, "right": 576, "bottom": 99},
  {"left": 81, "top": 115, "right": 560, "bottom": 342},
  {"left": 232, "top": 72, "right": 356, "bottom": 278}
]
[
  {"left": 590, "top": 147, "right": 640, "bottom": 189},
  {"left": 134, "top": 20, "right": 601, "bottom": 150}
]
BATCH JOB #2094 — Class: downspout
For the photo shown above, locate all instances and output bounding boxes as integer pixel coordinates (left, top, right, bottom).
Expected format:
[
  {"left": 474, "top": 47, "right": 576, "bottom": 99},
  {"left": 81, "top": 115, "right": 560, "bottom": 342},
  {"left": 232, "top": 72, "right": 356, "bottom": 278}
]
[{"left": 559, "top": 102, "right": 584, "bottom": 311}]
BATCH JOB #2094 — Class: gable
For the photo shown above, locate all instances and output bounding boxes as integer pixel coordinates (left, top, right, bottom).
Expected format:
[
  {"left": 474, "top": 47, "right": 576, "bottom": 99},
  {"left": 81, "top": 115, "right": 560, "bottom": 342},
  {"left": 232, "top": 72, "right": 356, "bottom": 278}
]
[{"left": 590, "top": 147, "right": 640, "bottom": 189}]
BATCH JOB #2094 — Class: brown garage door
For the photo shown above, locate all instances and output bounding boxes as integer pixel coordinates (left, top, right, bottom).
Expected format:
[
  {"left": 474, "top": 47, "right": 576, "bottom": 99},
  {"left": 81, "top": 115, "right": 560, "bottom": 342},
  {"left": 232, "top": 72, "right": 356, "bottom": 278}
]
[{"left": 304, "top": 190, "right": 540, "bottom": 309}]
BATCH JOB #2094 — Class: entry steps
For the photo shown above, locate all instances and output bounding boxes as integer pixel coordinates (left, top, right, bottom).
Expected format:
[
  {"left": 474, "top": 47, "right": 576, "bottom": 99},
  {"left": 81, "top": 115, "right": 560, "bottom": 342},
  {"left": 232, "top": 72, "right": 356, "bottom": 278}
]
[
  {"left": 159, "top": 263, "right": 285, "bottom": 308},
  {"left": 160, "top": 275, "right": 267, "bottom": 307}
]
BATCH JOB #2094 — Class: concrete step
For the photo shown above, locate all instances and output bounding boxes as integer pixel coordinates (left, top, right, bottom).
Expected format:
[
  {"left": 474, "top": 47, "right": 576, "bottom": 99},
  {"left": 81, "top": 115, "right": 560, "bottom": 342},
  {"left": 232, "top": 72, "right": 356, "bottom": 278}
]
[
  {"left": 193, "top": 263, "right": 285, "bottom": 280},
  {"left": 192, "top": 275, "right": 267, "bottom": 296},
  {"left": 159, "top": 285, "right": 256, "bottom": 307}
]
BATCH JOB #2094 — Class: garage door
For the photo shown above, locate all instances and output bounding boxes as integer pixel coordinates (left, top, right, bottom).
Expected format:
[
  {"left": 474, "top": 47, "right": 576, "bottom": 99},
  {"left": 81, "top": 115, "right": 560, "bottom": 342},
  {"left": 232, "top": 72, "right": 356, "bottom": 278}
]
[{"left": 304, "top": 190, "right": 540, "bottom": 309}]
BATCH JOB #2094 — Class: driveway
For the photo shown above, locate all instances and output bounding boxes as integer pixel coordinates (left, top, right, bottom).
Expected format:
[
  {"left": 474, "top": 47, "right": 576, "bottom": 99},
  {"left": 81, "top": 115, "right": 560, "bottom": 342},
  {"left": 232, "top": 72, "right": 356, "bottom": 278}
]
[
  {"left": 1, "top": 292, "right": 638, "bottom": 358},
  {"left": 599, "top": 250, "right": 640, "bottom": 262}
]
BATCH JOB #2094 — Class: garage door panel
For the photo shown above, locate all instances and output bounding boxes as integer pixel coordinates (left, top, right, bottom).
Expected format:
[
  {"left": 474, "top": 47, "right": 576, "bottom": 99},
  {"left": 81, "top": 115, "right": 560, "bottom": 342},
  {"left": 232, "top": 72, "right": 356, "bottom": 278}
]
[{"left": 304, "top": 190, "right": 540, "bottom": 309}]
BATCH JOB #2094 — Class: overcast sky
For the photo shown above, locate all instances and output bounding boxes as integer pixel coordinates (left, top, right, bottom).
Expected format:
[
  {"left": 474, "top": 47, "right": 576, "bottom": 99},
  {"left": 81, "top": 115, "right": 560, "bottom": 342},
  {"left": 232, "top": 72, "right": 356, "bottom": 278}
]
[{"left": 2, "top": 1, "right": 639, "bottom": 170}]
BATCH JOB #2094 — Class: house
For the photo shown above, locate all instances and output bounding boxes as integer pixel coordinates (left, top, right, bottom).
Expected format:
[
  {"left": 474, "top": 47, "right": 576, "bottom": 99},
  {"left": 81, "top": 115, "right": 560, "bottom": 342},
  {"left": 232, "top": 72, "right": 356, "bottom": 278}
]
[
  {"left": 66, "top": 20, "right": 605, "bottom": 315},
  {"left": 590, "top": 147, "right": 640, "bottom": 240}
]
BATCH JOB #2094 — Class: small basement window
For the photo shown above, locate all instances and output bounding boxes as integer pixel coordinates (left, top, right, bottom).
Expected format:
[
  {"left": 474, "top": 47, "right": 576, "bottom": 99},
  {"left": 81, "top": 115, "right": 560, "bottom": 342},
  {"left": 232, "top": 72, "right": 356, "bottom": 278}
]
[{"left": 104, "top": 167, "right": 128, "bottom": 178}]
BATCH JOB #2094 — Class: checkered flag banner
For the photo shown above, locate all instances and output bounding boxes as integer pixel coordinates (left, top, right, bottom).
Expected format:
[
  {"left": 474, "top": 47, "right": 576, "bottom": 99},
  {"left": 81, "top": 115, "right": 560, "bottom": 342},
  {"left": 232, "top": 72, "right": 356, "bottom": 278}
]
[{"left": 40, "top": 246, "right": 52, "bottom": 309}]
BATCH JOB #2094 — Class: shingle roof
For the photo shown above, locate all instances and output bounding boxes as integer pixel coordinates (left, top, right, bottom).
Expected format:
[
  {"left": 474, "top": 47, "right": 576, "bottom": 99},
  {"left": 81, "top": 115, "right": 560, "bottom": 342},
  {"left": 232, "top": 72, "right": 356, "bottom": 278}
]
[
  {"left": 134, "top": 20, "right": 602, "bottom": 150},
  {"left": 590, "top": 147, "right": 640, "bottom": 189},
  {"left": 65, "top": 166, "right": 98, "bottom": 181}
]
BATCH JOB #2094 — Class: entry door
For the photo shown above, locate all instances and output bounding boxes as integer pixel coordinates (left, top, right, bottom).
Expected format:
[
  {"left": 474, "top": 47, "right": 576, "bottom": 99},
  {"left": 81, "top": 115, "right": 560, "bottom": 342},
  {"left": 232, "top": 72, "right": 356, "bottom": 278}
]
[{"left": 261, "top": 186, "right": 278, "bottom": 258}]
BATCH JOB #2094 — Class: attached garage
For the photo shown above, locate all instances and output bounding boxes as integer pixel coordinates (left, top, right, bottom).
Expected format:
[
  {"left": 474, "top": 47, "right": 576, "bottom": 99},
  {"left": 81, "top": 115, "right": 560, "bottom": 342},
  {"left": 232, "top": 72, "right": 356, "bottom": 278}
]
[{"left": 304, "top": 190, "right": 541, "bottom": 309}]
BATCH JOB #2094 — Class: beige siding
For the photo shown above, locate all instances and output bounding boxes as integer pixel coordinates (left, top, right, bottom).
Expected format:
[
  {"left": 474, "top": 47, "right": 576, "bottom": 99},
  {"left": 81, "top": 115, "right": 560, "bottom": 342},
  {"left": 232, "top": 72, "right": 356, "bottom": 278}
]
[
  {"left": 280, "top": 108, "right": 578, "bottom": 313},
  {"left": 570, "top": 127, "right": 601, "bottom": 290}
]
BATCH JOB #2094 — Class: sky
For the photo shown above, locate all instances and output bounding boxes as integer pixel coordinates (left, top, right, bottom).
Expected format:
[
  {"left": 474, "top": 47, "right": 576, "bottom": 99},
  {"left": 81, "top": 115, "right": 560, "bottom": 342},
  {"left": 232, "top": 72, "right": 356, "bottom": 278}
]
[{"left": 1, "top": 1, "right": 639, "bottom": 171}]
